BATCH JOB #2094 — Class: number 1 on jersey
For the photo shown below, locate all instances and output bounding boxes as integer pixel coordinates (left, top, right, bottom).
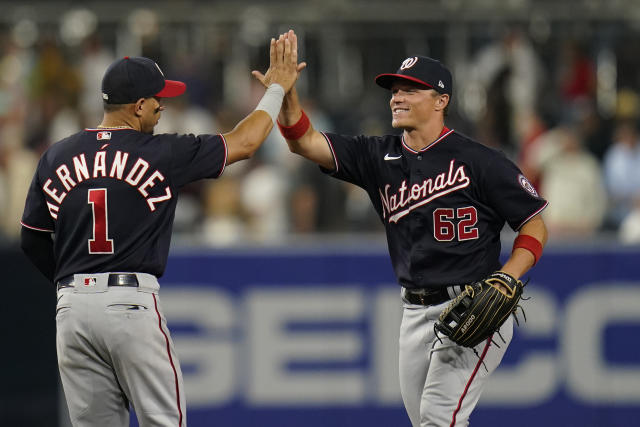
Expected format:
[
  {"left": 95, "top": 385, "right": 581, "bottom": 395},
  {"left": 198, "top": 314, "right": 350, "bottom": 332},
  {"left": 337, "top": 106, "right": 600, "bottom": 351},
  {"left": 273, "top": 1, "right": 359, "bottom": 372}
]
[{"left": 88, "top": 188, "right": 114, "bottom": 254}]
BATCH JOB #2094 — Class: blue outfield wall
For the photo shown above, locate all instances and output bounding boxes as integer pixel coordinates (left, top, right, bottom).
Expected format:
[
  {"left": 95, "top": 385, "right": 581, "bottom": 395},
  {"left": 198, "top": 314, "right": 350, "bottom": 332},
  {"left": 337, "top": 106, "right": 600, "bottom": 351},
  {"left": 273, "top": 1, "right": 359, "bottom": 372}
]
[{"left": 129, "top": 245, "right": 640, "bottom": 427}]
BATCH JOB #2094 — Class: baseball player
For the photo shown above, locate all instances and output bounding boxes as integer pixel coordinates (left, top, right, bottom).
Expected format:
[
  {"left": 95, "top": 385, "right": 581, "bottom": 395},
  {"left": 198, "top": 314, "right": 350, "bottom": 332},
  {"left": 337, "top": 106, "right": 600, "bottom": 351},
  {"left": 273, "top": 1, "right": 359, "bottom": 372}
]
[
  {"left": 268, "top": 31, "right": 549, "bottom": 427},
  {"left": 20, "top": 32, "right": 300, "bottom": 427}
]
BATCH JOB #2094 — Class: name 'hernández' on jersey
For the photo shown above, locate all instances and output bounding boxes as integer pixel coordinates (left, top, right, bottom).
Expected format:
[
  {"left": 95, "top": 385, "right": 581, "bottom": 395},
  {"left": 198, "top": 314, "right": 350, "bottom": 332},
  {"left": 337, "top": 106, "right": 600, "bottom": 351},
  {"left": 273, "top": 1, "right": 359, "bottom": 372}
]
[
  {"left": 21, "top": 127, "right": 227, "bottom": 281},
  {"left": 42, "top": 146, "right": 173, "bottom": 220}
]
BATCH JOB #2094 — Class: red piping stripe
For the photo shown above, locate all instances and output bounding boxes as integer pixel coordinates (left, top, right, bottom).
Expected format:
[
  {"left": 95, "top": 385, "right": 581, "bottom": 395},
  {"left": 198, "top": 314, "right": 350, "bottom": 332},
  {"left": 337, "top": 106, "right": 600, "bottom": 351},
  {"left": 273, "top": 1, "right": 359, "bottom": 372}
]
[
  {"left": 153, "top": 294, "right": 183, "bottom": 426},
  {"left": 321, "top": 132, "right": 339, "bottom": 172},
  {"left": 516, "top": 201, "right": 549, "bottom": 230},
  {"left": 20, "top": 220, "right": 54, "bottom": 233},
  {"left": 449, "top": 337, "right": 491, "bottom": 427},
  {"left": 218, "top": 134, "right": 228, "bottom": 177}
]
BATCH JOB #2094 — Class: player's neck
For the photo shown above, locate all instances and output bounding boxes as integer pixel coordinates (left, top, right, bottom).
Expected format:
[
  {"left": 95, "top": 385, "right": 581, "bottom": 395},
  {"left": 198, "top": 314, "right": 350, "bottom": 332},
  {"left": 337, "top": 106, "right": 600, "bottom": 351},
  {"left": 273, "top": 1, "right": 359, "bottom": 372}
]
[
  {"left": 98, "top": 112, "right": 140, "bottom": 131},
  {"left": 403, "top": 117, "right": 446, "bottom": 151}
]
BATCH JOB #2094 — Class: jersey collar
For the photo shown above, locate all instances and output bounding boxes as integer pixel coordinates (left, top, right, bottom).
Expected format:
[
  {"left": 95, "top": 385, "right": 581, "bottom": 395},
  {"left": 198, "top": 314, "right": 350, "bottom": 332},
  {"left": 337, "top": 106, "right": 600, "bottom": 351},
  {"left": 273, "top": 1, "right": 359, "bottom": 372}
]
[
  {"left": 85, "top": 127, "right": 135, "bottom": 131},
  {"left": 402, "top": 126, "right": 453, "bottom": 154}
]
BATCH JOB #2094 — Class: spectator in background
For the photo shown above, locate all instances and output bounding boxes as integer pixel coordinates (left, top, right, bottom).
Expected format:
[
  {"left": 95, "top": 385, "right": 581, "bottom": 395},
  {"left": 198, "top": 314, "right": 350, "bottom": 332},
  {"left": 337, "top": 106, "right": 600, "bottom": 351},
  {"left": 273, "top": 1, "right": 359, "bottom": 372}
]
[
  {"left": 258, "top": 96, "right": 351, "bottom": 235},
  {"left": 201, "top": 175, "right": 247, "bottom": 245},
  {"left": 602, "top": 120, "right": 640, "bottom": 229},
  {"left": 240, "top": 155, "right": 289, "bottom": 242},
  {"left": 200, "top": 106, "right": 249, "bottom": 244},
  {"left": 557, "top": 40, "right": 596, "bottom": 124},
  {"left": 0, "top": 143, "right": 39, "bottom": 239},
  {"left": 467, "top": 27, "right": 544, "bottom": 155},
  {"left": 0, "top": 34, "right": 38, "bottom": 239},
  {"left": 537, "top": 125, "right": 607, "bottom": 236},
  {"left": 517, "top": 110, "right": 548, "bottom": 190},
  {"left": 559, "top": 40, "right": 596, "bottom": 104},
  {"left": 78, "top": 34, "right": 115, "bottom": 127},
  {"left": 618, "top": 199, "right": 640, "bottom": 244},
  {"left": 28, "top": 37, "right": 81, "bottom": 133},
  {"left": 154, "top": 95, "right": 221, "bottom": 236},
  {"left": 572, "top": 97, "right": 613, "bottom": 161}
]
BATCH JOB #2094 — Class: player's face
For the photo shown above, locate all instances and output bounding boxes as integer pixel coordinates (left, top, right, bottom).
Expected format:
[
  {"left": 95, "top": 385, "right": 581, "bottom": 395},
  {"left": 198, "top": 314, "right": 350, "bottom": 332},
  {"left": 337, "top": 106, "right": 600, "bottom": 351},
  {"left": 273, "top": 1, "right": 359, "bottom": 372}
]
[
  {"left": 139, "top": 96, "right": 165, "bottom": 134},
  {"left": 389, "top": 81, "right": 440, "bottom": 129}
]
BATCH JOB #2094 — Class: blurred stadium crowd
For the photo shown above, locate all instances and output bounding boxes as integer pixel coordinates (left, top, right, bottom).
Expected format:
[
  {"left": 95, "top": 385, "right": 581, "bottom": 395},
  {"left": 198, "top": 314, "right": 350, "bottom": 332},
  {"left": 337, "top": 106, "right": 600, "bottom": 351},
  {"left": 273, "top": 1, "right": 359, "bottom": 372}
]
[{"left": 2, "top": 1, "right": 640, "bottom": 246}]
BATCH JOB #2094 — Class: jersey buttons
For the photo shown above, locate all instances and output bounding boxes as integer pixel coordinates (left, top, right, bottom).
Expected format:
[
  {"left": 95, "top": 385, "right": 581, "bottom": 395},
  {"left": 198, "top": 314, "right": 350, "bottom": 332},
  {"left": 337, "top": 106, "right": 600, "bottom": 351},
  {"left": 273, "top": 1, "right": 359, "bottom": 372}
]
[{"left": 417, "top": 155, "right": 422, "bottom": 160}]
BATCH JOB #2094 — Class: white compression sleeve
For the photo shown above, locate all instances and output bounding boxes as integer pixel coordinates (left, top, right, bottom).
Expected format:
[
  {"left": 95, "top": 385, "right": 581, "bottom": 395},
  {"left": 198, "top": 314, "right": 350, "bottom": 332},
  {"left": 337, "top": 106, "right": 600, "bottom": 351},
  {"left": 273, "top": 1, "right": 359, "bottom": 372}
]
[{"left": 255, "top": 83, "right": 285, "bottom": 123}]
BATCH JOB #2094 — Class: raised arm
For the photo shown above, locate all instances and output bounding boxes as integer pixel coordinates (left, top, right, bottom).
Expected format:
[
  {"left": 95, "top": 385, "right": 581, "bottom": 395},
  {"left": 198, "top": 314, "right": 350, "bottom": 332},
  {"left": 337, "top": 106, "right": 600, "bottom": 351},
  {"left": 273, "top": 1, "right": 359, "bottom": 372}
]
[
  {"left": 223, "top": 32, "right": 300, "bottom": 165},
  {"left": 277, "top": 87, "right": 336, "bottom": 170},
  {"left": 252, "top": 30, "right": 335, "bottom": 170}
]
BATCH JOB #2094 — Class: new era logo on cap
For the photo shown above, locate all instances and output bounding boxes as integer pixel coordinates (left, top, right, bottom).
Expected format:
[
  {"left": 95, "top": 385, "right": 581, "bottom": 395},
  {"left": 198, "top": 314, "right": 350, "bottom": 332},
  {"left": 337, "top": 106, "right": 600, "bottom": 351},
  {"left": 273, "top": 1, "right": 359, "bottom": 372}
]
[{"left": 375, "top": 55, "right": 453, "bottom": 96}]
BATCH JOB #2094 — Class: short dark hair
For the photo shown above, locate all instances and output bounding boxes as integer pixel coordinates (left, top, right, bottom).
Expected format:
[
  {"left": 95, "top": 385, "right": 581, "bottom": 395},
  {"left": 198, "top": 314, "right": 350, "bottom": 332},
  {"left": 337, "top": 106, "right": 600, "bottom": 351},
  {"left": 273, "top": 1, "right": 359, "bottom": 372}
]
[{"left": 102, "top": 101, "right": 127, "bottom": 113}]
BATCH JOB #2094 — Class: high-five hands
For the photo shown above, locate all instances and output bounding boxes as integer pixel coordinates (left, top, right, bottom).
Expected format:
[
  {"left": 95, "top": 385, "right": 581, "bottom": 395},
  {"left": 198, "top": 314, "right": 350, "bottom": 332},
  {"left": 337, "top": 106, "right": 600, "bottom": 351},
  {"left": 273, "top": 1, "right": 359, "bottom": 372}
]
[{"left": 252, "top": 29, "right": 307, "bottom": 92}]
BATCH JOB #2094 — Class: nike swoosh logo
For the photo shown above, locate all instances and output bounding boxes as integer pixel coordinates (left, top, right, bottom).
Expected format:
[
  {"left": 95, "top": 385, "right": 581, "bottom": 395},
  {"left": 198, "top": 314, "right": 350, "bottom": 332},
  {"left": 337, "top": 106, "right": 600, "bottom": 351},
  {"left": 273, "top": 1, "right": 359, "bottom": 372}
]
[{"left": 384, "top": 154, "right": 402, "bottom": 161}]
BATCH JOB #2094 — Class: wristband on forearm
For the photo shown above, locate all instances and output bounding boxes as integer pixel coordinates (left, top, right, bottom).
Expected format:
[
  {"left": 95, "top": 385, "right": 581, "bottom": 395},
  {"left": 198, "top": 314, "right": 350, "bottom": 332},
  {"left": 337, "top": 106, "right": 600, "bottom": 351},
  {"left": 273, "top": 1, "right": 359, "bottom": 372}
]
[
  {"left": 512, "top": 234, "right": 543, "bottom": 265},
  {"left": 255, "top": 83, "right": 285, "bottom": 123},
  {"left": 277, "top": 109, "right": 310, "bottom": 140}
]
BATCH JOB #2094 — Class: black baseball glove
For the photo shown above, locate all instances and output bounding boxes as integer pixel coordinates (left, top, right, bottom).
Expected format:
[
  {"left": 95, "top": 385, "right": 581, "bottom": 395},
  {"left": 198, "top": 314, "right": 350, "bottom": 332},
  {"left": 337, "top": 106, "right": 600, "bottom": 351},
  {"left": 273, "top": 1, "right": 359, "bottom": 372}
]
[{"left": 434, "top": 271, "right": 526, "bottom": 348}]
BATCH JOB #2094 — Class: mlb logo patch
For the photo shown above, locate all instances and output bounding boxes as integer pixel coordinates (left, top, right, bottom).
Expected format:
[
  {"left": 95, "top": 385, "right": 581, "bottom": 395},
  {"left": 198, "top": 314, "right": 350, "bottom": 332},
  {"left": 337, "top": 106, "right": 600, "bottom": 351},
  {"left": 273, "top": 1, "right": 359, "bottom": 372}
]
[
  {"left": 84, "top": 277, "right": 97, "bottom": 287},
  {"left": 97, "top": 131, "right": 111, "bottom": 141}
]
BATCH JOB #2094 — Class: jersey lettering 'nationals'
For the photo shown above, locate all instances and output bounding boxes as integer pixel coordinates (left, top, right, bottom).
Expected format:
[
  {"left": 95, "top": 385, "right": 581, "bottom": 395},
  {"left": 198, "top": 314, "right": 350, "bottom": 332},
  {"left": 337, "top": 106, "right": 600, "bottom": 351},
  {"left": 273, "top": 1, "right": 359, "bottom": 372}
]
[
  {"left": 380, "top": 159, "right": 470, "bottom": 223},
  {"left": 320, "top": 128, "right": 548, "bottom": 289},
  {"left": 21, "top": 128, "right": 227, "bottom": 282}
]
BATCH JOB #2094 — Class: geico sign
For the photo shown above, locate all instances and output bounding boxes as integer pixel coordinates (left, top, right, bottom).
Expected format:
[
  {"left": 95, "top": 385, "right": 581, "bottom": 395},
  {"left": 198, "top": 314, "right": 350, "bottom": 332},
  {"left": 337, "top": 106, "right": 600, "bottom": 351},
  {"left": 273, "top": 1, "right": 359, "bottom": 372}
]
[{"left": 160, "top": 282, "right": 640, "bottom": 407}]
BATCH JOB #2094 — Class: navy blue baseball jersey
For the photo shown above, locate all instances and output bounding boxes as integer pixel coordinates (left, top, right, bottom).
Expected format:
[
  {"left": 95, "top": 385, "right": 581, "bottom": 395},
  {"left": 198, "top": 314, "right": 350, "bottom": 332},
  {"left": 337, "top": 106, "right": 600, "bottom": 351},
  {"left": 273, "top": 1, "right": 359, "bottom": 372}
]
[
  {"left": 320, "top": 128, "right": 548, "bottom": 289},
  {"left": 21, "top": 127, "right": 227, "bottom": 282}
]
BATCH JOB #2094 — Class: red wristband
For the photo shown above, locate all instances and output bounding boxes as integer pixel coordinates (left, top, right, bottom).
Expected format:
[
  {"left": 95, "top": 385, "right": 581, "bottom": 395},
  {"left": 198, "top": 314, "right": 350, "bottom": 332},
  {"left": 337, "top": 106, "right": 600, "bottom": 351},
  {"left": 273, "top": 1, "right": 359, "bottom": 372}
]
[
  {"left": 277, "top": 110, "right": 310, "bottom": 140},
  {"left": 513, "top": 234, "right": 543, "bottom": 265}
]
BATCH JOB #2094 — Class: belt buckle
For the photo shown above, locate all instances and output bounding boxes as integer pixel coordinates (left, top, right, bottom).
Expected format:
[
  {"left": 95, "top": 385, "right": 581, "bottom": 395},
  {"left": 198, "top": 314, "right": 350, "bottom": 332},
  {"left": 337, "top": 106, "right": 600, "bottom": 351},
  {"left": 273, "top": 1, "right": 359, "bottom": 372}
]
[
  {"left": 407, "top": 287, "right": 447, "bottom": 306},
  {"left": 422, "top": 289, "right": 440, "bottom": 305},
  {"left": 109, "top": 274, "right": 139, "bottom": 287}
]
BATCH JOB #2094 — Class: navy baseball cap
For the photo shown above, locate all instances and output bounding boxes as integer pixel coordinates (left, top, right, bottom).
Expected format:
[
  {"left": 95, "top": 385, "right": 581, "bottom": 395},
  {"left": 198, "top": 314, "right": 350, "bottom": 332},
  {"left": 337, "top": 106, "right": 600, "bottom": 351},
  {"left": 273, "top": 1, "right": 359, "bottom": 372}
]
[
  {"left": 101, "top": 56, "right": 186, "bottom": 104},
  {"left": 375, "top": 55, "right": 452, "bottom": 96}
]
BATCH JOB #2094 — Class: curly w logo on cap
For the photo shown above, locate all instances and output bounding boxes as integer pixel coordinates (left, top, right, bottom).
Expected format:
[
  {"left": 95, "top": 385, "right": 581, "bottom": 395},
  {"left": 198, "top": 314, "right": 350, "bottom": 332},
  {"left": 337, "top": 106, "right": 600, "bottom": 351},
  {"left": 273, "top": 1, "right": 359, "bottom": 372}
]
[{"left": 375, "top": 55, "right": 453, "bottom": 96}]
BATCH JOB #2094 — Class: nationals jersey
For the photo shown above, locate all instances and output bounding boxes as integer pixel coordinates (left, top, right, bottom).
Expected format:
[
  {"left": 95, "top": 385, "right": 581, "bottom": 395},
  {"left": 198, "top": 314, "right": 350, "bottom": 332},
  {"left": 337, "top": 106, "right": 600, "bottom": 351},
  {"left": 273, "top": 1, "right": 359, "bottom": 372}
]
[
  {"left": 321, "top": 128, "right": 548, "bottom": 289},
  {"left": 21, "top": 128, "right": 227, "bottom": 282}
]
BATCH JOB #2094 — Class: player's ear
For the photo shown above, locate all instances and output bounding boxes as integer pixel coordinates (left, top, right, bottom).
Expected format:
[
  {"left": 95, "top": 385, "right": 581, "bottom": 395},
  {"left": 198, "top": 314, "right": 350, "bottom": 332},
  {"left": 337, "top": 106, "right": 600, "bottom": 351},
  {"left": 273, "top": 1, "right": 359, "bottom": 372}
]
[
  {"left": 435, "top": 93, "right": 450, "bottom": 112},
  {"left": 133, "top": 98, "right": 146, "bottom": 116}
]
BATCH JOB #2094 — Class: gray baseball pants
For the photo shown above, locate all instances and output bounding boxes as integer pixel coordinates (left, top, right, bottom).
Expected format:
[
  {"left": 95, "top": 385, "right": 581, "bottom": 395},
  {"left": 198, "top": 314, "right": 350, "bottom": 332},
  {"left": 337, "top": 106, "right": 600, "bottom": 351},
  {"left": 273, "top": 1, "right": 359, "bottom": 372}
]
[
  {"left": 399, "top": 292, "right": 513, "bottom": 427},
  {"left": 55, "top": 273, "right": 185, "bottom": 426}
]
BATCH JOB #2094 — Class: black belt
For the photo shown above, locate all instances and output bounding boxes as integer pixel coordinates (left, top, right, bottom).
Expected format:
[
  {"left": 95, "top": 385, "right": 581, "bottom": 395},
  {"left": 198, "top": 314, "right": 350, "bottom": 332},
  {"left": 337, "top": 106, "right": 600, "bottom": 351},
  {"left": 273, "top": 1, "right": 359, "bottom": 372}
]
[
  {"left": 56, "top": 274, "right": 139, "bottom": 291},
  {"left": 404, "top": 287, "right": 453, "bottom": 306}
]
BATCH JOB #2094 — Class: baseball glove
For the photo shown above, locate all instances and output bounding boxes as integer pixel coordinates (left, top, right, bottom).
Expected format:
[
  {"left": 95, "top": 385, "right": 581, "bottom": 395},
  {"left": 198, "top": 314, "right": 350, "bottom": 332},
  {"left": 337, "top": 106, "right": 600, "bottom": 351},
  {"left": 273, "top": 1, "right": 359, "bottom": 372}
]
[{"left": 434, "top": 271, "right": 526, "bottom": 348}]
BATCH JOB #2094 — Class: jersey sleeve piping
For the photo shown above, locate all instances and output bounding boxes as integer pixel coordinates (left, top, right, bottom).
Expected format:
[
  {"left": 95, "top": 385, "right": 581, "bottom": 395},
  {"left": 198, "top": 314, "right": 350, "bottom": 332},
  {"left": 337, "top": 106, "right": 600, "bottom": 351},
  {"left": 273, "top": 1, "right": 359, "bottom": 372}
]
[
  {"left": 217, "top": 134, "right": 228, "bottom": 178},
  {"left": 20, "top": 220, "right": 54, "bottom": 233},
  {"left": 515, "top": 201, "right": 548, "bottom": 231},
  {"left": 320, "top": 132, "right": 339, "bottom": 172}
]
